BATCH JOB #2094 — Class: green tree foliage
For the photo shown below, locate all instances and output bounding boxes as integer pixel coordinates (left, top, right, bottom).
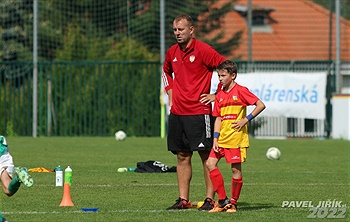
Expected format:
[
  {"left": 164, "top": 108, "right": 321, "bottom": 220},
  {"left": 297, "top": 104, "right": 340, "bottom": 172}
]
[
  {"left": 55, "top": 24, "right": 88, "bottom": 61},
  {"left": 0, "top": 0, "right": 33, "bottom": 61},
  {"left": 0, "top": 65, "right": 32, "bottom": 135},
  {"left": 312, "top": 0, "right": 350, "bottom": 20},
  {"left": 104, "top": 37, "right": 159, "bottom": 61},
  {"left": 1, "top": 0, "right": 349, "bottom": 62},
  {"left": 54, "top": 22, "right": 159, "bottom": 61},
  {"left": 127, "top": 0, "right": 242, "bottom": 58},
  {"left": 38, "top": 0, "right": 162, "bottom": 61},
  {"left": 51, "top": 0, "right": 242, "bottom": 61},
  {"left": 1, "top": 0, "right": 243, "bottom": 61}
]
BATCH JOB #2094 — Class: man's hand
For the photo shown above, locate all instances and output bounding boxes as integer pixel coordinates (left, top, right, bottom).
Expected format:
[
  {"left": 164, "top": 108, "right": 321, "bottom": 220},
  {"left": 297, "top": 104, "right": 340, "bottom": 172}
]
[{"left": 200, "top": 94, "right": 216, "bottom": 105}]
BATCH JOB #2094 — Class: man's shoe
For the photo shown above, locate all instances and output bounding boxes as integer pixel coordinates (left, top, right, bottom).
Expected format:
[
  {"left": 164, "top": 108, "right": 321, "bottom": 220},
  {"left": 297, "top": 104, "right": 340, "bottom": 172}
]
[
  {"left": 226, "top": 204, "right": 237, "bottom": 213},
  {"left": 198, "top": 197, "right": 215, "bottom": 211},
  {"left": 166, "top": 197, "right": 191, "bottom": 210},
  {"left": 15, "top": 167, "right": 34, "bottom": 187},
  {"left": 209, "top": 198, "right": 232, "bottom": 213}
]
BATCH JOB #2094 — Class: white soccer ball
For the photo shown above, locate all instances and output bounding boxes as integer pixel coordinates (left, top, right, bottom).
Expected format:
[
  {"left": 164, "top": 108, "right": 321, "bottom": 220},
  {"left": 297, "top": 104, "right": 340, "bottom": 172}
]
[
  {"left": 115, "top": 130, "right": 127, "bottom": 141},
  {"left": 266, "top": 147, "right": 281, "bottom": 160}
]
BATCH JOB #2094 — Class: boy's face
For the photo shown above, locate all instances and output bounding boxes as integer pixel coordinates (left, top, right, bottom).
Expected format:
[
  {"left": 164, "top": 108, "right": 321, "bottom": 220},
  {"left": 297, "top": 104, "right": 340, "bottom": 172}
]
[{"left": 217, "top": 69, "right": 235, "bottom": 88}]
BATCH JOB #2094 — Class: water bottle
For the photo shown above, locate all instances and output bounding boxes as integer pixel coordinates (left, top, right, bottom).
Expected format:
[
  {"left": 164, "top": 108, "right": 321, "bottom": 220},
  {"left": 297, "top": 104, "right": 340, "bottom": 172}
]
[
  {"left": 118, "top": 167, "right": 136, "bottom": 172},
  {"left": 55, "top": 165, "right": 63, "bottom": 186},
  {"left": 128, "top": 167, "right": 136, "bottom": 172},
  {"left": 64, "top": 166, "right": 72, "bottom": 186}
]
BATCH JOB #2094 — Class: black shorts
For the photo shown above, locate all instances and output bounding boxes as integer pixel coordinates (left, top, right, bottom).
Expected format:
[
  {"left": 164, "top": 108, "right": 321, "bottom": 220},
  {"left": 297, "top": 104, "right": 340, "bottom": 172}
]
[{"left": 167, "top": 113, "right": 214, "bottom": 154}]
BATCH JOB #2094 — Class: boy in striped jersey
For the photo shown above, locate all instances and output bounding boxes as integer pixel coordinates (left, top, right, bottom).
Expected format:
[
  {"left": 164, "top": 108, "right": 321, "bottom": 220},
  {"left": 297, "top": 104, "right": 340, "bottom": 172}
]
[{"left": 206, "top": 60, "right": 266, "bottom": 213}]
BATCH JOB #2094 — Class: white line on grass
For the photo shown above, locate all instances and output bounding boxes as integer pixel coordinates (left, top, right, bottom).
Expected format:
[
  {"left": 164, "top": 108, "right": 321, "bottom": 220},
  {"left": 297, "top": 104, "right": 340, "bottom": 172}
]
[
  {"left": 3, "top": 211, "right": 82, "bottom": 215},
  {"left": 5, "top": 205, "right": 350, "bottom": 216},
  {"left": 4, "top": 208, "right": 271, "bottom": 216},
  {"left": 34, "top": 182, "right": 349, "bottom": 187},
  {"left": 2, "top": 209, "right": 191, "bottom": 215}
]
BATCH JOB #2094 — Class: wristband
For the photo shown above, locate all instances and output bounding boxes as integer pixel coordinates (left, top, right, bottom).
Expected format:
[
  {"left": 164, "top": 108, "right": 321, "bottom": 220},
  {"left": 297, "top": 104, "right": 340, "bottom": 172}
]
[
  {"left": 246, "top": 113, "right": 254, "bottom": 121},
  {"left": 213, "top": 132, "right": 220, "bottom": 139}
]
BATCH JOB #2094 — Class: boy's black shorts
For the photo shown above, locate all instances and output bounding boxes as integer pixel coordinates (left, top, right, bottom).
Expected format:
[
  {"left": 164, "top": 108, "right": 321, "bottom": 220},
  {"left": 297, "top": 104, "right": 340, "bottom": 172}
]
[{"left": 167, "top": 113, "right": 214, "bottom": 154}]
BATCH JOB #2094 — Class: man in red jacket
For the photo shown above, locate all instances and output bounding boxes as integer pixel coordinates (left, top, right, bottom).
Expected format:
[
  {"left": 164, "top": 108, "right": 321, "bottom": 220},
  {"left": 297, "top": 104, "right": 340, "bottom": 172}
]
[{"left": 162, "top": 14, "right": 226, "bottom": 211}]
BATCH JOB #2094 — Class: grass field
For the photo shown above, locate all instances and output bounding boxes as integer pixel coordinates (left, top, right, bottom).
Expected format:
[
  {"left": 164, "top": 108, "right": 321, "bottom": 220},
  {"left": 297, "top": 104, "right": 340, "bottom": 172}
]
[{"left": 1, "top": 137, "right": 349, "bottom": 222}]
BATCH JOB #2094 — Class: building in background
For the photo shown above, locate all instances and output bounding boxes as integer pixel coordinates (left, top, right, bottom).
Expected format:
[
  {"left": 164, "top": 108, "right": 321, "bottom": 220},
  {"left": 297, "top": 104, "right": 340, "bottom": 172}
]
[
  {"left": 217, "top": 0, "right": 350, "bottom": 94},
  {"left": 214, "top": 0, "right": 350, "bottom": 61}
]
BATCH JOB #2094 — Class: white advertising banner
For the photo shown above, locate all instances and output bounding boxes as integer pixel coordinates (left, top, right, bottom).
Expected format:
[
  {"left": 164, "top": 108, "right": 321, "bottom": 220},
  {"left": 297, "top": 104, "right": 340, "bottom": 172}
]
[{"left": 211, "top": 72, "right": 327, "bottom": 119}]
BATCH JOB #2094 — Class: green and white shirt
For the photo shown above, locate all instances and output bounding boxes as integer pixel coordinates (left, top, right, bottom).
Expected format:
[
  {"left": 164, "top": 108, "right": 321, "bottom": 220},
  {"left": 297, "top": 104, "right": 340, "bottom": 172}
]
[{"left": 0, "top": 136, "right": 9, "bottom": 156}]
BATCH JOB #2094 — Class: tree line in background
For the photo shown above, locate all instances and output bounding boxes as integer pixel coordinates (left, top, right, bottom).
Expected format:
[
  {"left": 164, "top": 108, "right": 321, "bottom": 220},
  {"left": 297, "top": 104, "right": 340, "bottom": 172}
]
[
  {"left": 0, "top": 0, "right": 242, "bottom": 63},
  {"left": 1, "top": 0, "right": 348, "bottom": 63}
]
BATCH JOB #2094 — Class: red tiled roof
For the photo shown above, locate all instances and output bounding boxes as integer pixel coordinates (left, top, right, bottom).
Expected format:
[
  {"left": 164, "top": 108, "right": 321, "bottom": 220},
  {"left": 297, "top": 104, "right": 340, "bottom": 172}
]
[{"left": 212, "top": 0, "right": 350, "bottom": 61}]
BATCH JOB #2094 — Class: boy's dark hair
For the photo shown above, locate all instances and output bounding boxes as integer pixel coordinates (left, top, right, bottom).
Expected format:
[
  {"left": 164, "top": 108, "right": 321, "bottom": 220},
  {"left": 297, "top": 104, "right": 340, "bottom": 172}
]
[{"left": 216, "top": 60, "right": 237, "bottom": 74}]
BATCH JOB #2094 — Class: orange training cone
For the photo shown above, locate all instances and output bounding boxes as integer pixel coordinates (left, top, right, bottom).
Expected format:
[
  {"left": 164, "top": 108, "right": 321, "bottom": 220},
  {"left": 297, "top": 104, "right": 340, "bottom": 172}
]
[{"left": 59, "top": 183, "right": 74, "bottom": 206}]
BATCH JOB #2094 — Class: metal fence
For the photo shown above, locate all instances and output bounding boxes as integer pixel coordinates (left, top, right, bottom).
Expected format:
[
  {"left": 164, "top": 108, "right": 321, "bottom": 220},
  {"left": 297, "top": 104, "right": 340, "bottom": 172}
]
[
  {"left": 1, "top": 61, "right": 161, "bottom": 137},
  {"left": 0, "top": 61, "right": 337, "bottom": 138}
]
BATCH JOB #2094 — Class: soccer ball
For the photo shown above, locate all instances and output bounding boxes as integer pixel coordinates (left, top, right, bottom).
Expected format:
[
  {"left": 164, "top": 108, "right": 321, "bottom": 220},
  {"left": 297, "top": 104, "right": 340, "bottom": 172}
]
[
  {"left": 266, "top": 147, "right": 281, "bottom": 160},
  {"left": 115, "top": 130, "right": 127, "bottom": 141}
]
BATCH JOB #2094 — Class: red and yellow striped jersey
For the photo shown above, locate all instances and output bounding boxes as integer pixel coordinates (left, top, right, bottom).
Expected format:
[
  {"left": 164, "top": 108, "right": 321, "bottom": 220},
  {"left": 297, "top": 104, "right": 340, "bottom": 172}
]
[{"left": 213, "top": 83, "right": 259, "bottom": 148}]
